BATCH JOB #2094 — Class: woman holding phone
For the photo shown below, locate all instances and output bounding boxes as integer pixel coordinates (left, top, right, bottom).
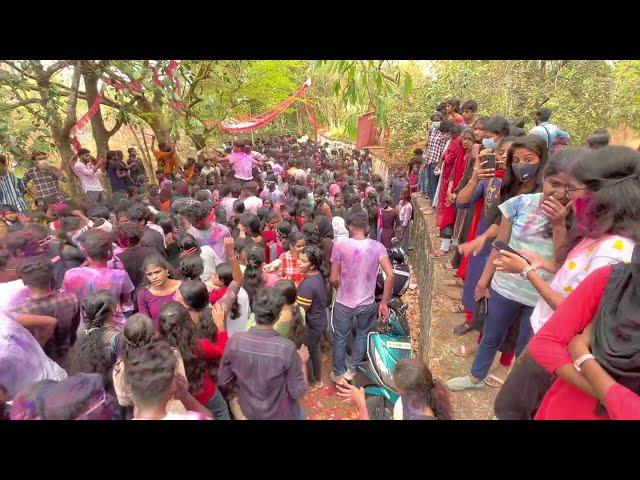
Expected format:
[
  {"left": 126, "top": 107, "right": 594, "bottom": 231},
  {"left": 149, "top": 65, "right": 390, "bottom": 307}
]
[{"left": 447, "top": 136, "right": 574, "bottom": 391}]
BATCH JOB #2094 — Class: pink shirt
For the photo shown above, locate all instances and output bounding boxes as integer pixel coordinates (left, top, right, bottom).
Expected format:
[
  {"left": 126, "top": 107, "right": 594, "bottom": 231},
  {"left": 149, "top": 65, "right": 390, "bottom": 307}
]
[
  {"left": 228, "top": 152, "right": 254, "bottom": 181},
  {"left": 330, "top": 238, "right": 388, "bottom": 308},
  {"left": 60, "top": 267, "right": 135, "bottom": 328}
]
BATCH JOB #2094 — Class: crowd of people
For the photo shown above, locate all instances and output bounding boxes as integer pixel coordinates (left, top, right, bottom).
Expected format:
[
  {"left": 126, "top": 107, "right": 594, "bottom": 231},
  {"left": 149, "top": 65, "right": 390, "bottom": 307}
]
[
  {"left": 409, "top": 99, "right": 640, "bottom": 420},
  {"left": 0, "top": 134, "right": 447, "bottom": 420},
  {"left": 2, "top": 95, "right": 640, "bottom": 421}
]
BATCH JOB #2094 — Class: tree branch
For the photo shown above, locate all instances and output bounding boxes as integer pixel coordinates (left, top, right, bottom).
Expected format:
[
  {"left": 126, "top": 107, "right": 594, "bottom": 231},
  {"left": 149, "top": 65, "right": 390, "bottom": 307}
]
[
  {"left": 65, "top": 65, "right": 82, "bottom": 126},
  {"left": 0, "top": 98, "right": 41, "bottom": 111},
  {"left": 44, "top": 60, "right": 75, "bottom": 79},
  {"left": 1, "top": 60, "right": 39, "bottom": 81},
  {"left": 106, "top": 117, "right": 124, "bottom": 136}
]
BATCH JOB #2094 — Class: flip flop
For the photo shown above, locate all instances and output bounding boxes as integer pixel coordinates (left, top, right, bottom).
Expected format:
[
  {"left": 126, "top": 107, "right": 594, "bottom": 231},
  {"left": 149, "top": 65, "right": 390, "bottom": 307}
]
[
  {"left": 452, "top": 344, "right": 477, "bottom": 357},
  {"left": 453, "top": 321, "right": 473, "bottom": 335},
  {"left": 485, "top": 374, "right": 506, "bottom": 388},
  {"left": 451, "top": 304, "right": 465, "bottom": 313}
]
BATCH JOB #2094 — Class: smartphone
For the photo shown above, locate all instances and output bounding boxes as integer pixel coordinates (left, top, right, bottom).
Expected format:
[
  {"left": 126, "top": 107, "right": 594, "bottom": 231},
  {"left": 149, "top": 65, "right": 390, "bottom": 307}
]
[
  {"left": 491, "top": 240, "right": 531, "bottom": 265},
  {"left": 483, "top": 154, "right": 496, "bottom": 170}
]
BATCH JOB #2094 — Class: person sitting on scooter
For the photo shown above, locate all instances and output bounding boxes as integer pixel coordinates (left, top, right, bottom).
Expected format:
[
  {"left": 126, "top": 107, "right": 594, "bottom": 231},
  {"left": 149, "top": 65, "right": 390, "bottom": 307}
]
[
  {"left": 336, "top": 358, "right": 452, "bottom": 420},
  {"left": 376, "top": 246, "right": 411, "bottom": 301}
]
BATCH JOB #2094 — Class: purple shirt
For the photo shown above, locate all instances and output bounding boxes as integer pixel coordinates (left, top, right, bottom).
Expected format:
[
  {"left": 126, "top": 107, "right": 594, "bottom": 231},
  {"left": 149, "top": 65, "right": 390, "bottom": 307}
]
[
  {"left": 60, "top": 267, "right": 135, "bottom": 329},
  {"left": 228, "top": 152, "right": 254, "bottom": 181},
  {"left": 187, "top": 224, "right": 231, "bottom": 262},
  {"left": 218, "top": 327, "right": 307, "bottom": 420},
  {"left": 136, "top": 288, "right": 176, "bottom": 332},
  {"left": 0, "top": 311, "right": 67, "bottom": 398},
  {"left": 330, "top": 238, "right": 388, "bottom": 308}
]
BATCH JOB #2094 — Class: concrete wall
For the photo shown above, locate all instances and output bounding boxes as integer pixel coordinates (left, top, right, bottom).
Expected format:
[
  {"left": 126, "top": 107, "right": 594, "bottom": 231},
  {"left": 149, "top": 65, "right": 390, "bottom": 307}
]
[{"left": 407, "top": 199, "right": 434, "bottom": 362}]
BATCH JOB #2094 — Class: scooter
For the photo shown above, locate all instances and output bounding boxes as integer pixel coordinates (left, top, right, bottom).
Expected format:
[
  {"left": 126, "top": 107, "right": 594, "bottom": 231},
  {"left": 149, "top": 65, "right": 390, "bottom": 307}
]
[{"left": 325, "top": 247, "right": 414, "bottom": 419}]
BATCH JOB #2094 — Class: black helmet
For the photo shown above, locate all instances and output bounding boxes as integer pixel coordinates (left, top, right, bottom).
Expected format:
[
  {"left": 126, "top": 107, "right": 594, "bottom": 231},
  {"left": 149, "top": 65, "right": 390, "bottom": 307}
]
[{"left": 388, "top": 246, "right": 406, "bottom": 265}]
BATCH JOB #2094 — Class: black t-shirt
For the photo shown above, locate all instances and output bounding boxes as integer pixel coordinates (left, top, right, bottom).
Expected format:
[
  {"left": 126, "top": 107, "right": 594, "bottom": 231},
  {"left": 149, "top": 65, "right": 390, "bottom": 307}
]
[
  {"left": 296, "top": 272, "right": 328, "bottom": 331},
  {"left": 115, "top": 245, "right": 158, "bottom": 289}
]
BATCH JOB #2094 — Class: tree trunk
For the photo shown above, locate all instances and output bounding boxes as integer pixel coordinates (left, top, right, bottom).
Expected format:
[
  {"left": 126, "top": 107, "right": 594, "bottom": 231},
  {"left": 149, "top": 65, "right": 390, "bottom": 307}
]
[
  {"left": 82, "top": 66, "right": 111, "bottom": 157},
  {"left": 51, "top": 128, "right": 81, "bottom": 197}
]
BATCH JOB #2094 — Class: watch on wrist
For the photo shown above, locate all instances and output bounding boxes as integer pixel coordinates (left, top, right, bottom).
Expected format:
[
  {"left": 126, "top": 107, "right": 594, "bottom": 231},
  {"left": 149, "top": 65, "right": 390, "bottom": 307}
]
[
  {"left": 573, "top": 353, "right": 595, "bottom": 372},
  {"left": 520, "top": 265, "right": 535, "bottom": 280}
]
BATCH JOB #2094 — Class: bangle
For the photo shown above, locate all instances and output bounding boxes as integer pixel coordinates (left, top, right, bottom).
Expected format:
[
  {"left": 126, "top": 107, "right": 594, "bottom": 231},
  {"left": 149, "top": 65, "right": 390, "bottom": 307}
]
[{"left": 574, "top": 353, "right": 595, "bottom": 372}]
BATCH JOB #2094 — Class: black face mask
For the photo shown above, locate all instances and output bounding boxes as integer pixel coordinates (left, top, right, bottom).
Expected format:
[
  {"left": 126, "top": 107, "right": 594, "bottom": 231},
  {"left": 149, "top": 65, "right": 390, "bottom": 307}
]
[{"left": 511, "top": 163, "right": 539, "bottom": 182}]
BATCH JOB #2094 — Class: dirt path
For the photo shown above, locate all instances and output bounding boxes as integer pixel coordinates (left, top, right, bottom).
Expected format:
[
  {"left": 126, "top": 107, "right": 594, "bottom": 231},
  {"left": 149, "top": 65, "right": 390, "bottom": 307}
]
[{"left": 412, "top": 195, "right": 499, "bottom": 420}]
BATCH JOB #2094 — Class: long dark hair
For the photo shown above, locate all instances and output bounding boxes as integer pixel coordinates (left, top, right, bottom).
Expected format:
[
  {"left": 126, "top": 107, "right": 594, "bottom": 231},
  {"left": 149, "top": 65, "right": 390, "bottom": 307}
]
[
  {"left": 273, "top": 280, "right": 306, "bottom": 348},
  {"left": 571, "top": 146, "right": 640, "bottom": 243},
  {"left": 499, "top": 135, "right": 549, "bottom": 202},
  {"left": 242, "top": 243, "right": 265, "bottom": 307},
  {"left": 70, "top": 290, "right": 116, "bottom": 384},
  {"left": 303, "top": 245, "right": 326, "bottom": 278},
  {"left": 178, "top": 279, "right": 210, "bottom": 311},
  {"left": 158, "top": 301, "right": 204, "bottom": 395},
  {"left": 393, "top": 358, "right": 452, "bottom": 420}
]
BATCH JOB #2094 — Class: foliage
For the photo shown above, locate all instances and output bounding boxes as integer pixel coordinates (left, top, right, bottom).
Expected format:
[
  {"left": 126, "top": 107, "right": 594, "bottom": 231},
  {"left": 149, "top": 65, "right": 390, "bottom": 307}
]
[
  {"left": 315, "top": 60, "right": 412, "bottom": 139},
  {"left": 386, "top": 60, "right": 638, "bottom": 157}
]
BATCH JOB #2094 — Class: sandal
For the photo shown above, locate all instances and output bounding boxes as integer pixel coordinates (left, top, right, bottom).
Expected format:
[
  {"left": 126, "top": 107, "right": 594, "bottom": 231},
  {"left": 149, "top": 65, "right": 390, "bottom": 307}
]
[
  {"left": 453, "top": 321, "right": 473, "bottom": 335},
  {"left": 452, "top": 344, "right": 477, "bottom": 357},
  {"left": 451, "top": 304, "right": 465, "bottom": 313},
  {"left": 485, "top": 374, "right": 506, "bottom": 388}
]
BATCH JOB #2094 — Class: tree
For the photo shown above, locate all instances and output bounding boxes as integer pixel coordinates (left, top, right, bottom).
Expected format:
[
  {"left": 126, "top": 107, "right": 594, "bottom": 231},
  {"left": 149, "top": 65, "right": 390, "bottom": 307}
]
[
  {"left": 0, "top": 60, "right": 82, "bottom": 193},
  {"left": 315, "top": 60, "right": 412, "bottom": 140}
]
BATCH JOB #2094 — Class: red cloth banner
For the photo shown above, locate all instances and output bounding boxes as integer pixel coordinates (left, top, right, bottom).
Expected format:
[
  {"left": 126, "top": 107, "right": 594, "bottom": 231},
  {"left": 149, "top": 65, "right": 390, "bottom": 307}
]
[
  {"left": 69, "top": 92, "right": 104, "bottom": 152},
  {"left": 219, "top": 78, "right": 312, "bottom": 134},
  {"left": 356, "top": 112, "right": 377, "bottom": 149}
]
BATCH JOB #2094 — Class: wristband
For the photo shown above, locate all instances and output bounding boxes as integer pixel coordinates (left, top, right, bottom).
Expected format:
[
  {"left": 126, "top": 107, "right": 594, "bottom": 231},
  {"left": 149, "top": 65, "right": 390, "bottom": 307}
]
[{"left": 573, "top": 353, "right": 595, "bottom": 372}]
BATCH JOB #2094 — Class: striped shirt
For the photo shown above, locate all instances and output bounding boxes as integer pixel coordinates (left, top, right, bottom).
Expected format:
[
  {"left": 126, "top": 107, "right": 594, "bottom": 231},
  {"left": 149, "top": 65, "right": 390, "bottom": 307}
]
[{"left": 0, "top": 172, "right": 28, "bottom": 211}]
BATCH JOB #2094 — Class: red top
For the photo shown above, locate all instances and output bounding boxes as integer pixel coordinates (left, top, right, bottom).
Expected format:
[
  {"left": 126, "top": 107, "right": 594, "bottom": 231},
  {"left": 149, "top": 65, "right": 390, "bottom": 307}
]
[
  {"left": 194, "top": 332, "right": 228, "bottom": 405},
  {"left": 436, "top": 137, "right": 466, "bottom": 230},
  {"left": 262, "top": 229, "right": 281, "bottom": 263},
  {"left": 209, "top": 286, "right": 227, "bottom": 305},
  {"left": 528, "top": 265, "right": 640, "bottom": 420}
]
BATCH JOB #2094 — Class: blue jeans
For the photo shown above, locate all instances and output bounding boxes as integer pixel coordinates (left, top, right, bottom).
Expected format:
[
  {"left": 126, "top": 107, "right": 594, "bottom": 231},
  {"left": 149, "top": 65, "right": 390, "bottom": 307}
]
[
  {"left": 206, "top": 388, "right": 231, "bottom": 420},
  {"left": 470, "top": 287, "right": 534, "bottom": 380},
  {"left": 332, "top": 301, "right": 379, "bottom": 376},
  {"left": 426, "top": 163, "right": 439, "bottom": 202},
  {"left": 418, "top": 170, "right": 428, "bottom": 194}
]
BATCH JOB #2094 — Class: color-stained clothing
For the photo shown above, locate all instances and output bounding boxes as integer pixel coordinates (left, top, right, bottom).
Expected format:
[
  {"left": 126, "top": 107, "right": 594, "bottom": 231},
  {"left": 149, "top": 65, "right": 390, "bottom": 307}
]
[
  {"left": 61, "top": 267, "right": 135, "bottom": 329},
  {"left": 7, "top": 289, "right": 80, "bottom": 369},
  {"left": 529, "top": 235, "right": 635, "bottom": 334},
  {"left": 492, "top": 193, "right": 555, "bottom": 307},
  {"left": 330, "top": 238, "right": 388, "bottom": 309},
  {"left": 228, "top": 152, "right": 254, "bottom": 181},
  {"left": 187, "top": 223, "right": 232, "bottom": 262},
  {"left": 0, "top": 311, "right": 67, "bottom": 399},
  {"left": 279, "top": 251, "right": 306, "bottom": 287}
]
